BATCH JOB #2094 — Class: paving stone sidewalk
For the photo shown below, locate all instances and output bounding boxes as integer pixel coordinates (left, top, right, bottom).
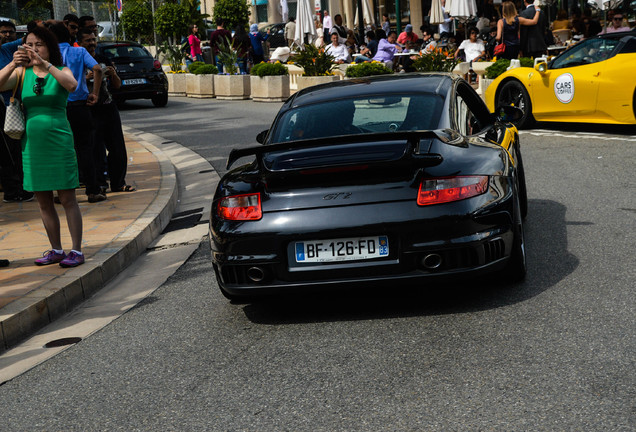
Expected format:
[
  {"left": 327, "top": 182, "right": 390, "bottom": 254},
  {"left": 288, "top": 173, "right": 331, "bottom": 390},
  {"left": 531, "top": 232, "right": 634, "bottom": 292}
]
[{"left": 0, "top": 135, "right": 177, "bottom": 352}]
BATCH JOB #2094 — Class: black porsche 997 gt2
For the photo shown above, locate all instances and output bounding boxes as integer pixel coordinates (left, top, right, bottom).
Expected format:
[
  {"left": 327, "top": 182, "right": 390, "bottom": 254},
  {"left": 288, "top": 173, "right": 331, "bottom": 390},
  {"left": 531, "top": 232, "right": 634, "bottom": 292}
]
[{"left": 209, "top": 73, "right": 528, "bottom": 300}]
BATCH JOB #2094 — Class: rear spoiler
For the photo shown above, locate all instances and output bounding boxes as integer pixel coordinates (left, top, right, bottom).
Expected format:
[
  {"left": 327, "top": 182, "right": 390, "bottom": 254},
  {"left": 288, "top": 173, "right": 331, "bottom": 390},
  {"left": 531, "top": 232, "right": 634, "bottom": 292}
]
[{"left": 226, "top": 129, "right": 464, "bottom": 169}]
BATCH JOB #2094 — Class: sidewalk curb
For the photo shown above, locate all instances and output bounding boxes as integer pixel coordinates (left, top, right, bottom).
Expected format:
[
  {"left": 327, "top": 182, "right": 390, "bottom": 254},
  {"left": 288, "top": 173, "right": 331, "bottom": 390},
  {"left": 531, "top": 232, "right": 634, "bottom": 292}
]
[{"left": 0, "top": 135, "right": 178, "bottom": 353}]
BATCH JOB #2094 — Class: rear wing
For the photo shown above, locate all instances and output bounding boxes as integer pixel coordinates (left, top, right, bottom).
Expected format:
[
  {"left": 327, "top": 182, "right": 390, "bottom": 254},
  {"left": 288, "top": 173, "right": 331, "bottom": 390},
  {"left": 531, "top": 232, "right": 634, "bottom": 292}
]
[{"left": 226, "top": 129, "right": 465, "bottom": 170}]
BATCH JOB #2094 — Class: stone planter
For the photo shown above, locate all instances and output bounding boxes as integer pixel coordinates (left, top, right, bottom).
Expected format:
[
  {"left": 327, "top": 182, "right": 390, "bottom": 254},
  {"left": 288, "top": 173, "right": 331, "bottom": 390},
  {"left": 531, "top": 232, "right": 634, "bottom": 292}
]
[
  {"left": 478, "top": 78, "right": 494, "bottom": 98},
  {"left": 186, "top": 73, "right": 215, "bottom": 98},
  {"left": 166, "top": 73, "right": 186, "bottom": 96},
  {"left": 250, "top": 75, "right": 290, "bottom": 102},
  {"left": 295, "top": 75, "right": 339, "bottom": 92},
  {"left": 214, "top": 74, "right": 251, "bottom": 100}
]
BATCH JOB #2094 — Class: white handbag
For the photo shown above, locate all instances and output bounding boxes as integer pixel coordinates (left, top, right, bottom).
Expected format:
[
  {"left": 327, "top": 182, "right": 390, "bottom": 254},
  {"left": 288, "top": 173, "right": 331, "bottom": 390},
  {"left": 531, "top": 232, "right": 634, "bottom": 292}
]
[{"left": 4, "top": 69, "right": 25, "bottom": 140}]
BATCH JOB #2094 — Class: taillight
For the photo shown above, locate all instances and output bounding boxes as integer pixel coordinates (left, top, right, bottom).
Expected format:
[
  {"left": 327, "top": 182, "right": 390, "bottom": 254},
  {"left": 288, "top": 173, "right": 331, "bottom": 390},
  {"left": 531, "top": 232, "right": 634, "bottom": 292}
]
[
  {"left": 217, "top": 193, "right": 262, "bottom": 220},
  {"left": 153, "top": 60, "right": 162, "bottom": 70},
  {"left": 417, "top": 176, "right": 488, "bottom": 206}
]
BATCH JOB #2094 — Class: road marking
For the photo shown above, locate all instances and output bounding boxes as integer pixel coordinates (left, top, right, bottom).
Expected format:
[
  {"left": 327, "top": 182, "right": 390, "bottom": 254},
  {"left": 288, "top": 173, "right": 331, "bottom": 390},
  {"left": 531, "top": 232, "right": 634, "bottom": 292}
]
[{"left": 520, "top": 130, "right": 636, "bottom": 142}]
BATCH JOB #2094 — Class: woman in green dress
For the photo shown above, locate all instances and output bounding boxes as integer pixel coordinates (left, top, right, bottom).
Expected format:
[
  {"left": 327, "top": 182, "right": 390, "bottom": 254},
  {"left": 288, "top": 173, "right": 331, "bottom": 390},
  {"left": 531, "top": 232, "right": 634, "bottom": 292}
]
[{"left": 0, "top": 26, "right": 84, "bottom": 267}]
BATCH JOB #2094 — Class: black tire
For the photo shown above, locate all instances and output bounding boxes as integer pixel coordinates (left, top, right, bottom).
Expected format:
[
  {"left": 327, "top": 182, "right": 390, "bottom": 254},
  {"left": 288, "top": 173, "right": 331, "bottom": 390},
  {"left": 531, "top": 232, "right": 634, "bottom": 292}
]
[
  {"left": 151, "top": 93, "right": 168, "bottom": 107},
  {"left": 497, "top": 80, "right": 535, "bottom": 129},
  {"left": 503, "top": 193, "right": 527, "bottom": 282},
  {"left": 516, "top": 150, "right": 528, "bottom": 220}
]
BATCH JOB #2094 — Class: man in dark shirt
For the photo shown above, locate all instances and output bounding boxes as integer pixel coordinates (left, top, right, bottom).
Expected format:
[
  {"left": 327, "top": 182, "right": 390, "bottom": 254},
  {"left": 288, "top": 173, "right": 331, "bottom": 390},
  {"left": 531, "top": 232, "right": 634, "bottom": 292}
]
[
  {"left": 78, "top": 28, "right": 134, "bottom": 194},
  {"left": 520, "top": 0, "right": 547, "bottom": 58},
  {"left": 209, "top": 18, "right": 232, "bottom": 73},
  {"left": 0, "top": 20, "right": 33, "bottom": 203}
]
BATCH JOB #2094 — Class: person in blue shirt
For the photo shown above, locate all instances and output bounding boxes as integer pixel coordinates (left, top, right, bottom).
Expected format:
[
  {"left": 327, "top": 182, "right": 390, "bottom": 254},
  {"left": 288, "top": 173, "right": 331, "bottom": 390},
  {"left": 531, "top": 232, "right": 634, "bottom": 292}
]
[
  {"left": 0, "top": 20, "right": 34, "bottom": 203},
  {"left": 49, "top": 22, "right": 104, "bottom": 203},
  {"left": 249, "top": 24, "right": 269, "bottom": 64}
]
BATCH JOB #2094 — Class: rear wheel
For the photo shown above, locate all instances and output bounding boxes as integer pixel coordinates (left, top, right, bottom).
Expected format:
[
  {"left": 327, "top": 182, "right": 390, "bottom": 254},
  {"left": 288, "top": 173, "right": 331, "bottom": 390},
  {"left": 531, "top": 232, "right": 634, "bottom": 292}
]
[
  {"left": 516, "top": 150, "right": 528, "bottom": 220},
  {"left": 151, "top": 93, "right": 168, "bottom": 107},
  {"left": 503, "top": 192, "right": 527, "bottom": 282},
  {"left": 497, "top": 80, "right": 535, "bottom": 129}
]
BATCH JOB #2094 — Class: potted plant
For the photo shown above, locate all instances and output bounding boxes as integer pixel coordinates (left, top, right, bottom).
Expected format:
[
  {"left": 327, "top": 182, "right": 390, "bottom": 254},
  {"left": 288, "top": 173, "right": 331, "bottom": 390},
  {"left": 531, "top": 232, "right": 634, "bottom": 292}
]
[
  {"left": 160, "top": 41, "right": 188, "bottom": 96},
  {"left": 250, "top": 61, "right": 290, "bottom": 102},
  {"left": 186, "top": 63, "right": 218, "bottom": 98},
  {"left": 214, "top": 37, "right": 250, "bottom": 100},
  {"left": 293, "top": 44, "right": 338, "bottom": 91},
  {"left": 412, "top": 48, "right": 459, "bottom": 72},
  {"left": 345, "top": 61, "right": 393, "bottom": 78}
]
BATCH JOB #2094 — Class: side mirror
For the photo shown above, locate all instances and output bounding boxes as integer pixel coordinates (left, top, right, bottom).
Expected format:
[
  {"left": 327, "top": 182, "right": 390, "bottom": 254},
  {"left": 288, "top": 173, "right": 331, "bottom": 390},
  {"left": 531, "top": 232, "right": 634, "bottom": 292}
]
[
  {"left": 256, "top": 129, "right": 268, "bottom": 144},
  {"left": 493, "top": 105, "right": 524, "bottom": 123},
  {"left": 534, "top": 61, "right": 548, "bottom": 73}
]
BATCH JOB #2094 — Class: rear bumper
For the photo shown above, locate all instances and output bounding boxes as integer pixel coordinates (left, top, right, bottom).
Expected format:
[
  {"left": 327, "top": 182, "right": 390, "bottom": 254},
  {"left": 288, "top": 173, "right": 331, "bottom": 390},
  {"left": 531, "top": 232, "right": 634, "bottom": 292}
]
[
  {"left": 209, "top": 192, "right": 516, "bottom": 297},
  {"left": 112, "top": 74, "right": 168, "bottom": 101}
]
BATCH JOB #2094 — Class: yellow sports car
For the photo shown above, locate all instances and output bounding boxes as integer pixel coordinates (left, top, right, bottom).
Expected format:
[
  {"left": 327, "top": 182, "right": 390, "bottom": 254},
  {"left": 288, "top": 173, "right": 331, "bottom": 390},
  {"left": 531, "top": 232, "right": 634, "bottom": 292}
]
[{"left": 485, "top": 30, "right": 636, "bottom": 128}]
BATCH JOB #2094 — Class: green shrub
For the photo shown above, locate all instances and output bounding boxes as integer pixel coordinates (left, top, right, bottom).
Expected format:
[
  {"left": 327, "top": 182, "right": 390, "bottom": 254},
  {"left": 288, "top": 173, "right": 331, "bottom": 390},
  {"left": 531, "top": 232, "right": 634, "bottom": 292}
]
[
  {"left": 192, "top": 64, "right": 219, "bottom": 74},
  {"left": 485, "top": 57, "right": 535, "bottom": 79},
  {"left": 250, "top": 62, "right": 288, "bottom": 77},
  {"left": 188, "top": 61, "right": 206, "bottom": 73},
  {"left": 345, "top": 62, "right": 393, "bottom": 78}
]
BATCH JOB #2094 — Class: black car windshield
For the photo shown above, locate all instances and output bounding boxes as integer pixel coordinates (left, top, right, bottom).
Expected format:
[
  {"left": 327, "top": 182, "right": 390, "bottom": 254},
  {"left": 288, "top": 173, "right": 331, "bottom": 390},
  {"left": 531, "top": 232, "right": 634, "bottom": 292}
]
[
  {"left": 269, "top": 94, "right": 444, "bottom": 143},
  {"left": 550, "top": 37, "right": 621, "bottom": 69},
  {"left": 100, "top": 45, "right": 151, "bottom": 60}
]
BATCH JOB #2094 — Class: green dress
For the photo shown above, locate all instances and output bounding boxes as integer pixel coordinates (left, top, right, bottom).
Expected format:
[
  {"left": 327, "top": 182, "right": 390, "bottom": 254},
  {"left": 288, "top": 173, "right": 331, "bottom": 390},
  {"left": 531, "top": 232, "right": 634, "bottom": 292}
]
[{"left": 21, "top": 67, "right": 78, "bottom": 192}]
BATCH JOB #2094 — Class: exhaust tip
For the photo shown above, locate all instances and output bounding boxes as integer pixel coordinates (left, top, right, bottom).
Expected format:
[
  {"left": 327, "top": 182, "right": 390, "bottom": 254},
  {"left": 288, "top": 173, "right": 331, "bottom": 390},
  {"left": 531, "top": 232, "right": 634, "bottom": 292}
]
[
  {"left": 422, "top": 253, "right": 442, "bottom": 270},
  {"left": 247, "top": 266, "right": 266, "bottom": 283}
]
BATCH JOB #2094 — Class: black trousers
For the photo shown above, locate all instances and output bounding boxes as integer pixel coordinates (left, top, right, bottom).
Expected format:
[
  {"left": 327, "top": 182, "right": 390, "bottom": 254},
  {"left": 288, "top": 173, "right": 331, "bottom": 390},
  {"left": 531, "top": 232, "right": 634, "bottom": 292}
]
[
  {"left": 67, "top": 102, "right": 100, "bottom": 195},
  {"left": 0, "top": 102, "right": 25, "bottom": 198},
  {"left": 92, "top": 102, "right": 128, "bottom": 191}
]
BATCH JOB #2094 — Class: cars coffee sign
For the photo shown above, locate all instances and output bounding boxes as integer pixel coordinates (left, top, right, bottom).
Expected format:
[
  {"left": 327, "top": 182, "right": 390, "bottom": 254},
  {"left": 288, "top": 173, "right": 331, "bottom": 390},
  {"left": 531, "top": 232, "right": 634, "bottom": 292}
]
[{"left": 554, "top": 73, "right": 574, "bottom": 104}]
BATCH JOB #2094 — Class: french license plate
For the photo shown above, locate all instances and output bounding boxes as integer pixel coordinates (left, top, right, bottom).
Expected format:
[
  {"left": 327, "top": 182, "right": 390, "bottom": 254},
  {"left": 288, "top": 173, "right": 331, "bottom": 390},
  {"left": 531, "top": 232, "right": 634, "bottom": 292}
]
[
  {"left": 122, "top": 78, "right": 147, "bottom": 85},
  {"left": 295, "top": 236, "right": 389, "bottom": 263}
]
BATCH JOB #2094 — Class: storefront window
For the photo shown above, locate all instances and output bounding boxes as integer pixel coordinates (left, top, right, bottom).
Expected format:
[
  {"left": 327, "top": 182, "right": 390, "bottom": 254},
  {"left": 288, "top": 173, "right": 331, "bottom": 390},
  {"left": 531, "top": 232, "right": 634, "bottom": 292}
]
[{"left": 374, "top": 0, "right": 411, "bottom": 28}]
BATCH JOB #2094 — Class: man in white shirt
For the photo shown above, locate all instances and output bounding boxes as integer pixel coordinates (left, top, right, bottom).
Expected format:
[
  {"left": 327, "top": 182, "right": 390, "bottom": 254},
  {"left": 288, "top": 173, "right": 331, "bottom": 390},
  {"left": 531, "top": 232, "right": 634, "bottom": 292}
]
[
  {"left": 439, "top": 0, "right": 452, "bottom": 37},
  {"left": 455, "top": 27, "right": 486, "bottom": 62},
  {"left": 322, "top": 10, "right": 332, "bottom": 39},
  {"left": 326, "top": 33, "right": 349, "bottom": 63}
]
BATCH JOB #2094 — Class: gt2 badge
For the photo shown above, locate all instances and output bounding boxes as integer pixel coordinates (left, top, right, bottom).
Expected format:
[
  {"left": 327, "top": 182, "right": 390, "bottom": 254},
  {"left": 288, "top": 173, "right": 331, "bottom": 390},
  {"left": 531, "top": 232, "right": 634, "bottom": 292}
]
[{"left": 323, "top": 192, "right": 352, "bottom": 200}]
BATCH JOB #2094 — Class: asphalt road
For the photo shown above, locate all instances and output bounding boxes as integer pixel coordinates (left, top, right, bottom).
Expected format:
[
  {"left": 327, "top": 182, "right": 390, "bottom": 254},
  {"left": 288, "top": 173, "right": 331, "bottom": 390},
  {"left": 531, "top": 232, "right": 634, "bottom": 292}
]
[{"left": 0, "top": 97, "right": 633, "bottom": 430}]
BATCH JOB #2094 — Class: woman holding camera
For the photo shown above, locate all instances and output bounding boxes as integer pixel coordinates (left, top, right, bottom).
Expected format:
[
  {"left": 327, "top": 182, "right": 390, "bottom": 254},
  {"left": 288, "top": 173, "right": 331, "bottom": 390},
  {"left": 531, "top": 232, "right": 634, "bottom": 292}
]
[{"left": 0, "top": 26, "right": 85, "bottom": 267}]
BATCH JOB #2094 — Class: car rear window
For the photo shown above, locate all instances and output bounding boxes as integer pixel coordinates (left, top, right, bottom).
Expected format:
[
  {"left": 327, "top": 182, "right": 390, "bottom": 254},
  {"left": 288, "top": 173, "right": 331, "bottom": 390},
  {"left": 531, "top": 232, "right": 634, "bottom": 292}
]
[
  {"left": 269, "top": 94, "right": 444, "bottom": 143},
  {"left": 101, "top": 45, "right": 151, "bottom": 60}
]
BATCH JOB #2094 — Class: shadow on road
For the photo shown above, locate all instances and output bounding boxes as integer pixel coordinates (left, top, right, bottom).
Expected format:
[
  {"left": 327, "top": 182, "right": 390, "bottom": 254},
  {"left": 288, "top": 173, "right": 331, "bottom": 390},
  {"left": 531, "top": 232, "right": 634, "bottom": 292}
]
[
  {"left": 533, "top": 121, "right": 636, "bottom": 136},
  {"left": 240, "top": 199, "right": 579, "bottom": 324}
]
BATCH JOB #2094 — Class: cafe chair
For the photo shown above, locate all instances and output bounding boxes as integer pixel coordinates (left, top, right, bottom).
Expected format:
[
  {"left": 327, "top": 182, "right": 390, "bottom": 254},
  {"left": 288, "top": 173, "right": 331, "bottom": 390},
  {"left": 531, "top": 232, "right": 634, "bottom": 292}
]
[{"left": 552, "top": 29, "right": 572, "bottom": 45}]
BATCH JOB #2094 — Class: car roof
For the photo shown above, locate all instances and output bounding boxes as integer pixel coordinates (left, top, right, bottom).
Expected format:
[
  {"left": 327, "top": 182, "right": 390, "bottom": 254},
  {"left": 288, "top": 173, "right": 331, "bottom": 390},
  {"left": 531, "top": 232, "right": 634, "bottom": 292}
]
[
  {"left": 97, "top": 41, "right": 143, "bottom": 47},
  {"left": 286, "top": 73, "right": 457, "bottom": 108}
]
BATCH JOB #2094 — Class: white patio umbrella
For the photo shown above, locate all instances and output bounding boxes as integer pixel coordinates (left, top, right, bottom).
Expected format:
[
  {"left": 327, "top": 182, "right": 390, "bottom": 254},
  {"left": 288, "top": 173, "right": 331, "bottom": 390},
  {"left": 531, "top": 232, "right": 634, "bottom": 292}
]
[
  {"left": 294, "top": 0, "right": 317, "bottom": 48},
  {"left": 280, "top": 0, "right": 289, "bottom": 23},
  {"left": 354, "top": 0, "right": 373, "bottom": 26},
  {"left": 429, "top": 0, "right": 445, "bottom": 25},
  {"left": 448, "top": 0, "right": 477, "bottom": 19}
]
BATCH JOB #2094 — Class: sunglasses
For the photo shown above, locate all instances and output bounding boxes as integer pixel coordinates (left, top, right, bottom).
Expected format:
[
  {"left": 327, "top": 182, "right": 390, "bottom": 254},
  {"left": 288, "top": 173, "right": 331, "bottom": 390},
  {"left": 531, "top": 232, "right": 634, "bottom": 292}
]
[
  {"left": 33, "top": 77, "right": 45, "bottom": 96},
  {"left": 613, "top": 17, "right": 623, "bottom": 21},
  {"left": 0, "top": 30, "right": 16, "bottom": 34}
]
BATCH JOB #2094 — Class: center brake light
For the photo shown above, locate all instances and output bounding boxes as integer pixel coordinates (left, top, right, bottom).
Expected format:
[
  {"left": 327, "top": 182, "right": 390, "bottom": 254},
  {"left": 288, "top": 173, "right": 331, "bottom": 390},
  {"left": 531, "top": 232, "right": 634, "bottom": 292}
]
[
  {"left": 417, "top": 176, "right": 489, "bottom": 206},
  {"left": 217, "top": 193, "right": 262, "bottom": 220}
]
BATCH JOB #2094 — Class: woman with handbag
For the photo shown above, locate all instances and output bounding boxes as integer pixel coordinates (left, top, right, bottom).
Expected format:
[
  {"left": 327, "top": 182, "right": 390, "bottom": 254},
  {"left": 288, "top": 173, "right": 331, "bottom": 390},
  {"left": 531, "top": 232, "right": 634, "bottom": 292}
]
[
  {"left": 0, "top": 26, "right": 85, "bottom": 268},
  {"left": 496, "top": 1, "right": 541, "bottom": 60}
]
